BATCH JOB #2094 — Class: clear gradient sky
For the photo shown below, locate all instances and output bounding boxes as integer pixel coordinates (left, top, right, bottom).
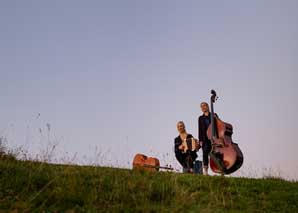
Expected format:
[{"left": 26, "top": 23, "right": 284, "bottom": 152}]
[{"left": 0, "top": 1, "right": 297, "bottom": 179}]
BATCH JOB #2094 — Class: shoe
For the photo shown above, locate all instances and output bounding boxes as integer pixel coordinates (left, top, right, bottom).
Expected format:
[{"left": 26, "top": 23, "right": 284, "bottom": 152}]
[{"left": 203, "top": 166, "right": 208, "bottom": 175}]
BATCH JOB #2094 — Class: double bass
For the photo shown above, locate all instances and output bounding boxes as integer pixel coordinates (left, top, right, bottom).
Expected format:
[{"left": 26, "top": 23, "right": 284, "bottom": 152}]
[{"left": 207, "top": 90, "right": 243, "bottom": 174}]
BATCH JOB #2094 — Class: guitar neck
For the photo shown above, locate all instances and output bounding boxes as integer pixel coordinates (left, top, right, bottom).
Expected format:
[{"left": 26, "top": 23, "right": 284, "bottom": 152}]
[{"left": 143, "top": 164, "right": 174, "bottom": 170}]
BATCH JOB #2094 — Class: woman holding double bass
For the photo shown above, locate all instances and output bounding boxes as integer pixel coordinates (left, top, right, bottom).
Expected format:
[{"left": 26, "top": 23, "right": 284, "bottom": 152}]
[
  {"left": 198, "top": 102, "right": 216, "bottom": 175},
  {"left": 199, "top": 90, "right": 243, "bottom": 175}
]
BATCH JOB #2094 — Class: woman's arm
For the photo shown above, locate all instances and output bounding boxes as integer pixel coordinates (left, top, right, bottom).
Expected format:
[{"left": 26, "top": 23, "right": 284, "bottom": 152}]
[
  {"left": 174, "top": 138, "right": 181, "bottom": 153},
  {"left": 198, "top": 117, "right": 203, "bottom": 142}
]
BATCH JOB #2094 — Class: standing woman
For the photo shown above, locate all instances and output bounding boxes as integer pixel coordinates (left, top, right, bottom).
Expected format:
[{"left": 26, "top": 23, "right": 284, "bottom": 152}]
[{"left": 198, "top": 102, "right": 218, "bottom": 175}]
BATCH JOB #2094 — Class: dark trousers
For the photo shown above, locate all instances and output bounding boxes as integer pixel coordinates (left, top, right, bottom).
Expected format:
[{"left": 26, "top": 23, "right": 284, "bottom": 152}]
[
  {"left": 202, "top": 140, "right": 212, "bottom": 167},
  {"left": 175, "top": 151, "right": 196, "bottom": 170}
]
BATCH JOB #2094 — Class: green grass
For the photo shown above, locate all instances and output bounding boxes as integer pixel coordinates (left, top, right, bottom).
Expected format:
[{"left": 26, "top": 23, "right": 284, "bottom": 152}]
[{"left": 0, "top": 158, "right": 298, "bottom": 212}]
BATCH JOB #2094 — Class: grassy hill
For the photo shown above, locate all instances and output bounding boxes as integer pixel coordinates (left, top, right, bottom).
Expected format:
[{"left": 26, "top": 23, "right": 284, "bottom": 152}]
[{"left": 1, "top": 158, "right": 298, "bottom": 212}]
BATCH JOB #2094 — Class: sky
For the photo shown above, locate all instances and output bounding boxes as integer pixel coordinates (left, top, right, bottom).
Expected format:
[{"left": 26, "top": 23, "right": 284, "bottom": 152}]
[{"left": 0, "top": 1, "right": 297, "bottom": 179}]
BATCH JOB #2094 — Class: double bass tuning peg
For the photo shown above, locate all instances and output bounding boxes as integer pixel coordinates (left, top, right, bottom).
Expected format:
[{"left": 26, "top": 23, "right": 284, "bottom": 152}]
[{"left": 211, "top": 90, "right": 219, "bottom": 102}]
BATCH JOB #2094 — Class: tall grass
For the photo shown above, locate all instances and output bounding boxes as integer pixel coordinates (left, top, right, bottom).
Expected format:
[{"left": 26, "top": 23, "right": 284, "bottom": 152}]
[{"left": 1, "top": 156, "right": 298, "bottom": 212}]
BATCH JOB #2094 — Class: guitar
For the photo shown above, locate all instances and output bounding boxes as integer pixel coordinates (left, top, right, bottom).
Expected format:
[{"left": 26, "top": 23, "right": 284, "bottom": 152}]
[
  {"left": 207, "top": 90, "right": 243, "bottom": 174},
  {"left": 132, "top": 153, "right": 173, "bottom": 171}
]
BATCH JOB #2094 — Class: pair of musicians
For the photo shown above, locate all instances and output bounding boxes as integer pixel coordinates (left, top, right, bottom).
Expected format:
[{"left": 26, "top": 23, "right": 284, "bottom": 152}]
[{"left": 174, "top": 102, "right": 215, "bottom": 175}]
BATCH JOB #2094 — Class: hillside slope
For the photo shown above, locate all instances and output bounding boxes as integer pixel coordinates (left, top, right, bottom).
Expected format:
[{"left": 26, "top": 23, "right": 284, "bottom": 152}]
[{"left": 0, "top": 159, "right": 297, "bottom": 212}]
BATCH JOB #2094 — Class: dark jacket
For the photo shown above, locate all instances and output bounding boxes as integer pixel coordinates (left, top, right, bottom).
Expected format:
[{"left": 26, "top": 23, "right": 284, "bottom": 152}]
[
  {"left": 198, "top": 113, "right": 218, "bottom": 142},
  {"left": 174, "top": 134, "right": 197, "bottom": 168}
]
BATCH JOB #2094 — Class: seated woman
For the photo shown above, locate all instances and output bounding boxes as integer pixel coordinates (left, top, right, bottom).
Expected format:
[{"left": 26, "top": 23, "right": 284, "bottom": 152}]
[{"left": 174, "top": 121, "right": 200, "bottom": 173}]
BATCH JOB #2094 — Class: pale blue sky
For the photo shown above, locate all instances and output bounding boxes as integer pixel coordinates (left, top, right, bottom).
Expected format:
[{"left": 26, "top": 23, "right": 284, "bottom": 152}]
[{"left": 0, "top": 1, "right": 297, "bottom": 179}]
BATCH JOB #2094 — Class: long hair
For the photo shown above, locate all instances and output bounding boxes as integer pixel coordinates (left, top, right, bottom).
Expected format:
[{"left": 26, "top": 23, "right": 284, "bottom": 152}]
[{"left": 177, "top": 121, "right": 185, "bottom": 128}]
